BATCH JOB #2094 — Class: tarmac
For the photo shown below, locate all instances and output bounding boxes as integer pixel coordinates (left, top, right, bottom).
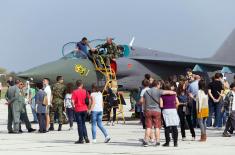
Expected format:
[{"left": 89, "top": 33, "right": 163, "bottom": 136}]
[{"left": 0, "top": 98, "right": 235, "bottom": 155}]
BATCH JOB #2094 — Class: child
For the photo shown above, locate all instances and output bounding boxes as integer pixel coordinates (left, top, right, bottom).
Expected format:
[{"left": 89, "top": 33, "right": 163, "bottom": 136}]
[
  {"left": 64, "top": 83, "right": 74, "bottom": 130},
  {"left": 196, "top": 80, "right": 209, "bottom": 141},
  {"left": 35, "top": 83, "right": 47, "bottom": 133}
]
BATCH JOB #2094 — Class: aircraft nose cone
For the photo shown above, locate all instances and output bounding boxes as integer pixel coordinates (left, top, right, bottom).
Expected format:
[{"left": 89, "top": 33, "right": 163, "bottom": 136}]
[{"left": 17, "top": 59, "right": 69, "bottom": 82}]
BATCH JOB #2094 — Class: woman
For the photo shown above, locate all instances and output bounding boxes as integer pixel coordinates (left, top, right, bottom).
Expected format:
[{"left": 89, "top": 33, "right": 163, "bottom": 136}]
[
  {"left": 106, "top": 81, "right": 119, "bottom": 126},
  {"left": 160, "top": 81, "right": 180, "bottom": 147},
  {"left": 64, "top": 83, "right": 74, "bottom": 130},
  {"left": 90, "top": 83, "right": 111, "bottom": 143},
  {"left": 177, "top": 81, "right": 196, "bottom": 141},
  {"left": 196, "top": 80, "right": 209, "bottom": 141}
]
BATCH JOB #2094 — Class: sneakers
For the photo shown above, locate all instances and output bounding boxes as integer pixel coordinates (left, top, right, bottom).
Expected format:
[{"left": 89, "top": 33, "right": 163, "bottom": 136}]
[
  {"left": 191, "top": 137, "right": 196, "bottom": 141},
  {"left": 104, "top": 136, "right": 111, "bottom": 143},
  {"left": 223, "top": 132, "right": 231, "bottom": 137},
  {"left": 162, "top": 143, "right": 170, "bottom": 147},
  {"left": 174, "top": 142, "right": 178, "bottom": 147},
  {"left": 85, "top": 138, "right": 90, "bottom": 143},
  {"left": 92, "top": 139, "right": 97, "bottom": 144},
  {"left": 142, "top": 140, "right": 149, "bottom": 147},
  {"left": 112, "top": 122, "right": 115, "bottom": 126},
  {"left": 28, "top": 128, "right": 36, "bottom": 133},
  {"left": 75, "top": 140, "right": 84, "bottom": 144},
  {"left": 155, "top": 142, "right": 160, "bottom": 146},
  {"left": 69, "top": 127, "right": 73, "bottom": 131},
  {"left": 182, "top": 137, "right": 186, "bottom": 141},
  {"left": 106, "top": 122, "right": 111, "bottom": 126},
  {"left": 49, "top": 123, "right": 54, "bottom": 131},
  {"left": 58, "top": 124, "right": 62, "bottom": 131}
]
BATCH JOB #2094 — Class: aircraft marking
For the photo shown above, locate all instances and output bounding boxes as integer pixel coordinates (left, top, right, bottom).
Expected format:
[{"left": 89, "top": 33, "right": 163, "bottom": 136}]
[{"left": 74, "top": 64, "right": 90, "bottom": 76}]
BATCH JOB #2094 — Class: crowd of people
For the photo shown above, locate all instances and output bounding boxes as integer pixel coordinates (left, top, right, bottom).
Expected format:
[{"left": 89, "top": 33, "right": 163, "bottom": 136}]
[
  {"left": 134, "top": 71, "right": 235, "bottom": 147},
  {"left": 4, "top": 76, "right": 112, "bottom": 144},
  {"left": 2, "top": 69, "right": 235, "bottom": 147}
]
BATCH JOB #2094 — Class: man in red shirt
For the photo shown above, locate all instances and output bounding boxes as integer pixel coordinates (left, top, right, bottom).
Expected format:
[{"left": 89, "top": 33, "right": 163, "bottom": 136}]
[{"left": 72, "top": 80, "right": 90, "bottom": 144}]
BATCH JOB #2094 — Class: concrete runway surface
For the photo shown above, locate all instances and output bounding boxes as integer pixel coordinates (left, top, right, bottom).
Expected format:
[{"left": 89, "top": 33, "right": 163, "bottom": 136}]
[{"left": 0, "top": 99, "right": 234, "bottom": 155}]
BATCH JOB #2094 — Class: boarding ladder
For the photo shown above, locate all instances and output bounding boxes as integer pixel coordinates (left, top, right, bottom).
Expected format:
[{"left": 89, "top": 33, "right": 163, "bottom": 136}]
[{"left": 92, "top": 56, "right": 125, "bottom": 124}]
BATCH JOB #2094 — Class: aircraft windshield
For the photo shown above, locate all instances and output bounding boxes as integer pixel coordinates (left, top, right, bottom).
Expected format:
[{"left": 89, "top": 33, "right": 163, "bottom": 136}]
[
  {"left": 62, "top": 38, "right": 130, "bottom": 59},
  {"left": 62, "top": 39, "right": 107, "bottom": 59}
]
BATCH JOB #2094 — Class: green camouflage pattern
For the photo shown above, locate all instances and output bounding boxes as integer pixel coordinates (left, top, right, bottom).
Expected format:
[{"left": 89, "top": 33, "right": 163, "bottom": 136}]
[{"left": 52, "top": 83, "right": 66, "bottom": 105}]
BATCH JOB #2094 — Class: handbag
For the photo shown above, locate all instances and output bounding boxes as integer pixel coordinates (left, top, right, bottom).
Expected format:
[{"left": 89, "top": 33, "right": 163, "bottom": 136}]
[
  {"left": 85, "top": 91, "right": 89, "bottom": 106},
  {"left": 146, "top": 90, "right": 160, "bottom": 105},
  {"left": 42, "top": 93, "right": 48, "bottom": 106}
]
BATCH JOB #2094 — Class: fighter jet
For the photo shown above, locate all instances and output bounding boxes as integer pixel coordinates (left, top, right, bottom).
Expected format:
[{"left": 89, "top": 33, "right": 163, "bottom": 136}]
[{"left": 18, "top": 29, "right": 235, "bottom": 90}]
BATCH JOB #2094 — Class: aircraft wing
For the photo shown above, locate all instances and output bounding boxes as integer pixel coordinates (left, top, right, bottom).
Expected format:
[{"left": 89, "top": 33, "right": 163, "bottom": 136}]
[{"left": 128, "top": 47, "right": 235, "bottom": 72}]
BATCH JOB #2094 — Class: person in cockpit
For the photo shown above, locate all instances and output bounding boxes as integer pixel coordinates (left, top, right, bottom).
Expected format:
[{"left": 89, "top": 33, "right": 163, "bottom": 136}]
[
  {"left": 100, "top": 38, "right": 121, "bottom": 67},
  {"left": 75, "top": 37, "right": 95, "bottom": 58}
]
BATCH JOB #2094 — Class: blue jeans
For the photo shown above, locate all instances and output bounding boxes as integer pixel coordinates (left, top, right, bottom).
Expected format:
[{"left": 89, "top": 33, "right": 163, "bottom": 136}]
[
  {"left": 37, "top": 113, "right": 46, "bottom": 132},
  {"left": 75, "top": 111, "right": 88, "bottom": 141},
  {"left": 207, "top": 100, "right": 222, "bottom": 127},
  {"left": 66, "top": 108, "right": 74, "bottom": 127},
  {"left": 91, "top": 111, "right": 108, "bottom": 140},
  {"left": 31, "top": 99, "right": 38, "bottom": 122}
]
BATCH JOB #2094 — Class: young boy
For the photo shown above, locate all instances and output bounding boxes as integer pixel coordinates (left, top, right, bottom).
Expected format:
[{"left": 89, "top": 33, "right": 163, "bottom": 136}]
[{"left": 35, "top": 83, "right": 47, "bottom": 133}]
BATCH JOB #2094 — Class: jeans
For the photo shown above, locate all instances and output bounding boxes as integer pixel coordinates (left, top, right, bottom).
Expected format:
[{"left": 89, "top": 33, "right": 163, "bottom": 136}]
[
  {"left": 207, "top": 100, "right": 222, "bottom": 127},
  {"left": 75, "top": 111, "right": 88, "bottom": 141},
  {"left": 91, "top": 111, "right": 108, "bottom": 140},
  {"left": 31, "top": 99, "right": 38, "bottom": 122},
  {"left": 198, "top": 118, "right": 207, "bottom": 135},
  {"left": 178, "top": 106, "right": 195, "bottom": 138},
  {"left": 37, "top": 113, "right": 46, "bottom": 132},
  {"left": 191, "top": 100, "right": 197, "bottom": 128},
  {"left": 66, "top": 108, "right": 74, "bottom": 127},
  {"left": 140, "top": 112, "right": 146, "bottom": 129}
]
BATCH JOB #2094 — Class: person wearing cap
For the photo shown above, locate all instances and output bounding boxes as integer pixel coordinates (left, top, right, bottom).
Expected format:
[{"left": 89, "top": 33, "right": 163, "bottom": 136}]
[{"left": 100, "top": 38, "right": 120, "bottom": 67}]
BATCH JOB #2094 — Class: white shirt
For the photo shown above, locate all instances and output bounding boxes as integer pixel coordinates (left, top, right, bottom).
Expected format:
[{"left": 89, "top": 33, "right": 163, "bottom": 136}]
[
  {"left": 232, "top": 92, "right": 235, "bottom": 111},
  {"left": 140, "top": 87, "right": 150, "bottom": 112},
  {"left": 44, "top": 85, "right": 52, "bottom": 105},
  {"left": 64, "top": 93, "right": 73, "bottom": 108},
  {"left": 140, "top": 87, "right": 150, "bottom": 97},
  {"left": 91, "top": 92, "right": 103, "bottom": 112}
]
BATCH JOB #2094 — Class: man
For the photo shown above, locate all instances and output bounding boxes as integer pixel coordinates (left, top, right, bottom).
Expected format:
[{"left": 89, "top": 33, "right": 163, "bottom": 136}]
[
  {"left": 7, "top": 76, "right": 15, "bottom": 87},
  {"left": 222, "top": 82, "right": 235, "bottom": 137},
  {"left": 141, "top": 80, "right": 176, "bottom": 147},
  {"left": 72, "top": 80, "right": 90, "bottom": 144},
  {"left": 207, "top": 73, "right": 224, "bottom": 129},
  {"left": 187, "top": 74, "right": 200, "bottom": 128},
  {"left": 49, "top": 76, "right": 66, "bottom": 131},
  {"left": 19, "top": 83, "right": 36, "bottom": 133},
  {"left": 43, "top": 78, "right": 52, "bottom": 131},
  {"left": 101, "top": 38, "right": 120, "bottom": 67},
  {"left": 0, "top": 82, "right": 2, "bottom": 98},
  {"left": 5, "top": 80, "right": 35, "bottom": 133},
  {"left": 75, "top": 37, "right": 94, "bottom": 58},
  {"left": 5, "top": 81, "right": 21, "bottom": 133},
  {"left": 27, "top": 82, "right": 38, "bottom": 123}
]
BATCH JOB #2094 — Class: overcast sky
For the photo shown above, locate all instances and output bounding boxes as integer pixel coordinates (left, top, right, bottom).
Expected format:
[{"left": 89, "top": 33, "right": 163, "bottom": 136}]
[{"left": 0, "top": 0, "right": 235, "bottom": 72}]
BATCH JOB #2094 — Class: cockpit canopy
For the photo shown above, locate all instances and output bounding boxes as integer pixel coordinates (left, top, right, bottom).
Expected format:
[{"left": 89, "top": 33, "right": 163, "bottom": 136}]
[{"left": 62, "top": 39, "right": 131, "bottom": 59}]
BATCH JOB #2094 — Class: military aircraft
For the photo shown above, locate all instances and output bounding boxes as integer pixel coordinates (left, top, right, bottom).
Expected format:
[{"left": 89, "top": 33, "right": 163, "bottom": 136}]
[{"left": 18, "top": 29, "right": 235, "bottom": 90}]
